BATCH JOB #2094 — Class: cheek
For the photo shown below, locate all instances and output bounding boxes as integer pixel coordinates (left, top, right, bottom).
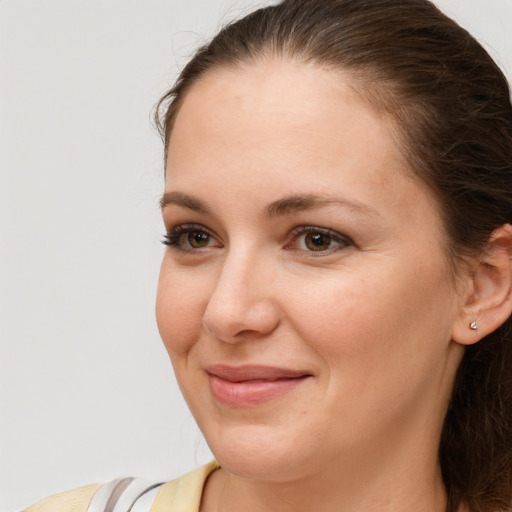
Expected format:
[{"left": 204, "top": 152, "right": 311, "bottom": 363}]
[
  {"left": 284, "top": 278, "right": 390, "bottom": 376},
  {"left": 155, "top": 259, "right": 207, "bottom": 357},
  {"left": 285, "top": 255, "right": 455, "bottom": 369},
  {"left": 281, "top": 259, "right": 458, "bottom": 439}
]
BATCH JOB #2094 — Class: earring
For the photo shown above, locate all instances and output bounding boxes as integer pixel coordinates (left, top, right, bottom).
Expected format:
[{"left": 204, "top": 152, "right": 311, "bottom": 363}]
[{"left": 469, "top": 321, "right": 478, "bottom": 331}]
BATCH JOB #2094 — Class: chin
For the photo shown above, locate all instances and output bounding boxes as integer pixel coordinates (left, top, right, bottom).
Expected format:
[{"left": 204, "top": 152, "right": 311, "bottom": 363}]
[
  {"left": 216, "top": 450, "right": 305, "bottom": 482},
  {"left": 202, "top": 422, "right": 319, "bottom": 482}
]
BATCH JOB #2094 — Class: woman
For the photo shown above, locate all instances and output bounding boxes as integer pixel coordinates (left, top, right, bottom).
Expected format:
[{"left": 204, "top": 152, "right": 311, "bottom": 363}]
[{"left": 25, "top": 0, "right": 512, "bottom": 511}]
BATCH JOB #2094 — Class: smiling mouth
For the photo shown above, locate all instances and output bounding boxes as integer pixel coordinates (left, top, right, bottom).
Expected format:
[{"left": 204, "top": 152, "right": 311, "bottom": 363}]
[{"left": 206, "top": 365, "right": 312, "bottom": 407}]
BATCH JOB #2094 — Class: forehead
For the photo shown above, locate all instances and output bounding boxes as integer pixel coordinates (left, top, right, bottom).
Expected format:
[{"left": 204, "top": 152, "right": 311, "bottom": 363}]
[
  {"left": 168, "top": 58, "right": 406, "bottom": 176},
  {"left": 165, "top": 59, "right": 439, "bottom": 231}
]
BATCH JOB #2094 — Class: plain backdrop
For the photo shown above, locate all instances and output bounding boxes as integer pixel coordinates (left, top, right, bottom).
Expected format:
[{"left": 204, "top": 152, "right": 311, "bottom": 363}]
[{"left": 1, "top": 0, "right": 511, "bottom": 509}]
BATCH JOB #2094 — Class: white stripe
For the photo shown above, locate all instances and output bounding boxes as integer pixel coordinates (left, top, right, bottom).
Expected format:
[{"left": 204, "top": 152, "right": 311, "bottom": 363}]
[
  {"left": 86, "top": 479, "right": 126, "bottom": 512},
  {"left": 112, "top": 479, "right": 162, "bottom": 512},
  {"left": 130, "top": 486, "right": 162, "bottom": 512}
]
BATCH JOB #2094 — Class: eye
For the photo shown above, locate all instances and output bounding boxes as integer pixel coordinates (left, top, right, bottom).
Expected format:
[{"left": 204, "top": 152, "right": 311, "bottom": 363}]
[
  {"left": 286, "top": 226, "right": 353, "bottom": 254},
  {"left": 162, "top": 224, "right": 220, "bottom": 251},
  {"left": 303, "top": 232, "right": 334, "bottom": 251},
  {"left": 186, "top": 231, "right": 211, "bottom": 248}
]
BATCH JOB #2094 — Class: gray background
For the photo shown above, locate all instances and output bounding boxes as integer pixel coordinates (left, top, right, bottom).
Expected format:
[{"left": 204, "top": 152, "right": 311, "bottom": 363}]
[{"left": 1, "top": 0, "right": 511, "bottom": 509}]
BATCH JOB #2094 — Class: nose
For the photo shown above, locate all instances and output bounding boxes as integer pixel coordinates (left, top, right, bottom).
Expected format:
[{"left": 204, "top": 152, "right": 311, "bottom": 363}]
[{"left": 202, "top": 249, "right": 281, "bottom": 343}]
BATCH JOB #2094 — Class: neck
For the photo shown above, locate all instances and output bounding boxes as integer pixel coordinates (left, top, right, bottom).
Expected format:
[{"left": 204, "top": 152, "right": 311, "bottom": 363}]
[{"left": 202, "top": 440, "right": 449, "bottom": 512}]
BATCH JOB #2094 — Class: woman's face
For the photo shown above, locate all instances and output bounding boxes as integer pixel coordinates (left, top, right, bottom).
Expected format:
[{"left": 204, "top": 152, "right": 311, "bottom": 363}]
[{"left": 156, "top": 60, "right": 467, "bottom": 482}]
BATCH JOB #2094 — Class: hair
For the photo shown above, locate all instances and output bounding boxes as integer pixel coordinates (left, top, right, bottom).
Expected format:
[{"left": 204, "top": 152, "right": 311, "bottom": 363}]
[{"left": 155, "top": 1, "right": 512, "bottom": 510}]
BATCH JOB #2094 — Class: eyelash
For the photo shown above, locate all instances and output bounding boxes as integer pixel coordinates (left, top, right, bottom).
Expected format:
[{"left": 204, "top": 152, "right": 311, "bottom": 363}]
[
  {"left": 162, "top": 224, "right": 218, "bottom": 252},
  {"left": 162, "top": 224, "right": 354, "bottom": 255}
]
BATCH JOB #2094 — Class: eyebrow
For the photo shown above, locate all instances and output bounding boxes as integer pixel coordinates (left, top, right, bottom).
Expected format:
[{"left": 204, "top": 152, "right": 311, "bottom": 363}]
[
  {"left": 160, "top": 191, "right": 213, "bottom": 215},
  {"left": 266, "top": 194, "right": 379, "bottom": 218},
  {"left": 160, "top": 191, "right": 378, "bottom": 218}
]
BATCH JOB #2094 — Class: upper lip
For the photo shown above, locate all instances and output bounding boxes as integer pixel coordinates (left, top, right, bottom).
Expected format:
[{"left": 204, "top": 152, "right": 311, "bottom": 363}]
[{"left": 206, "top": 365, "right": 312, "bottom": 382}]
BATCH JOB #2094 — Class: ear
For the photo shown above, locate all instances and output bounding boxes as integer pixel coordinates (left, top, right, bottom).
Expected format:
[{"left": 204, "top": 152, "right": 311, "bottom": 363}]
[{"left": 452, "top": 224, "right": 512, "bottom": 345}]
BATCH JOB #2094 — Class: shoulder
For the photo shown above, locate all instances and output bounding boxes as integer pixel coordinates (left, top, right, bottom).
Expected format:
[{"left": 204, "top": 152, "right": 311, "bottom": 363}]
[
  {"left": 23, "top": 483, "right": 102, "bottom": 512},
  {"left": 23, "top": 462, "right": 220, "bottom": 512}
]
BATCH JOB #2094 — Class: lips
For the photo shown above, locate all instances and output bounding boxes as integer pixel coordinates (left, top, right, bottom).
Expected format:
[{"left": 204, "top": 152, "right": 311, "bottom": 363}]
[{"left": 206, "top": 365, "right": 312, "bottom": 407}]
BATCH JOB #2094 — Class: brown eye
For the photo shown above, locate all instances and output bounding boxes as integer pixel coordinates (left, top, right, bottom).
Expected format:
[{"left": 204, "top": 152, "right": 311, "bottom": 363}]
[
  {"left": 163, "top": 224, "right": 221, "bottom": 252},
  {"left": 304, "top": 232, "right": 332, "bottom": 251},
  {"left": 285, "top": 226, "right": 353, "bottom": 255},
  {"left": 187, "top": 231, "right": 211, "bottom": 248}
]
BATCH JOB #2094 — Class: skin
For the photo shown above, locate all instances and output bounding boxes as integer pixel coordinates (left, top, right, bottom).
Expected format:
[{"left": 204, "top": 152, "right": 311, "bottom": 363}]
[{"left": 156, "top": 59, "right": 473, "bottom": 512}]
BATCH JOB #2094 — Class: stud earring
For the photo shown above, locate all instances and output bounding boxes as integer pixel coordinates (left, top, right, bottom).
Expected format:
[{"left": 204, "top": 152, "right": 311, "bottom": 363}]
[{"left": 469, "top": 321, "right": 478, "bottom": 331}]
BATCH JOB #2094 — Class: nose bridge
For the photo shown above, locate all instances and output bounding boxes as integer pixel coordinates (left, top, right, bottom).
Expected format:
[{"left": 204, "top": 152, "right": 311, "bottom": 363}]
[{"left": 202, "top": 242, "right": 280, "bottom": 341}]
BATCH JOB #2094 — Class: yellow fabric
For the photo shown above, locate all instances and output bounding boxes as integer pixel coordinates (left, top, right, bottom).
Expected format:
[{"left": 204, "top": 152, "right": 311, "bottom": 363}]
[
  {"left": 23, "top": 483, "right": 102, "bottom": 512},
  {"left": 23, "top": 462, "right": 220, "bottom": 512},
  {"left": 152, "top": 461, "right": 220, "bottom": 512}
]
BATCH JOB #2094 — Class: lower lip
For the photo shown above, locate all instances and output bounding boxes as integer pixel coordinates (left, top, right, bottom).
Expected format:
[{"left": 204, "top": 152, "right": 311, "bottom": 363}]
[{"left": 208, "top": 374, "right": 310, "bottom": 407}]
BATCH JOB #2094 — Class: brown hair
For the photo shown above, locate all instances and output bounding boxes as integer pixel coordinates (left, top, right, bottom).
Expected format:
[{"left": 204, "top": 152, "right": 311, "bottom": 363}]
[{"left": 155, "top": 1, "right": 512, "bottom": 510}]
